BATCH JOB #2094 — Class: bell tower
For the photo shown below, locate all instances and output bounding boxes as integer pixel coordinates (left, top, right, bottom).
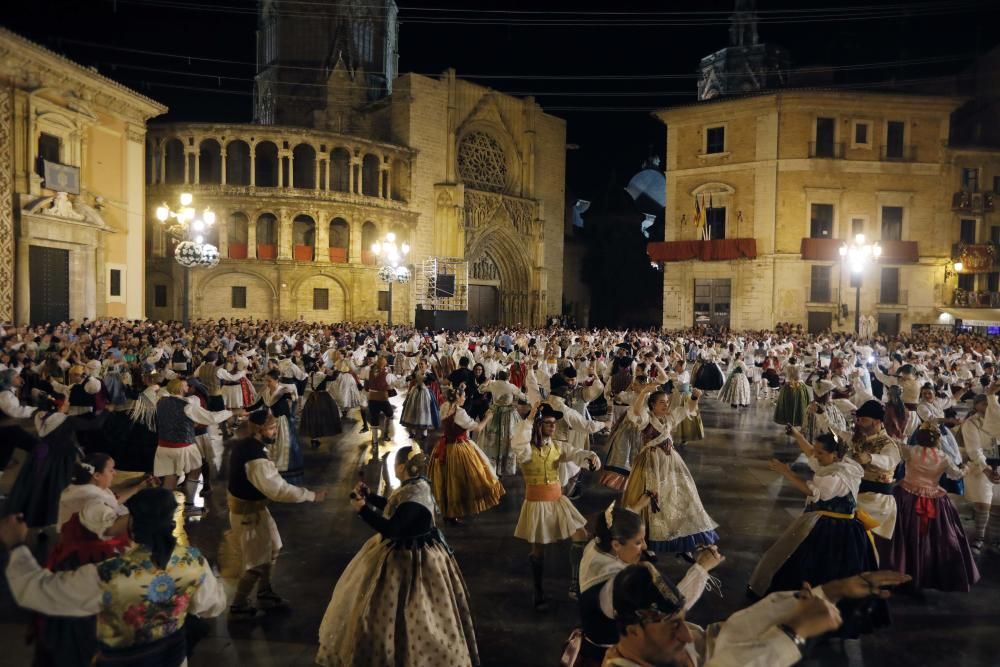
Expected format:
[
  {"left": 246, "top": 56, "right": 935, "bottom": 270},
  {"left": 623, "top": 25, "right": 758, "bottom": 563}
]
[{"left": 254, "top": 0, "right": 399, "bottom": 127}]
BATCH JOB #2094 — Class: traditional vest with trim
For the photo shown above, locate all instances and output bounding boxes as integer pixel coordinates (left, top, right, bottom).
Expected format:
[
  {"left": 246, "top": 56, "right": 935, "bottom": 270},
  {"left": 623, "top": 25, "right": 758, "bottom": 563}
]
[
  {"left": 156, "top": 396, "right": 195, "bottom": 444},
  {"left": 227, "top": 437, "right": 268, "bottom": 501},
  {"left": 521, "top": 439, "right": 562, "bottom": 486},
  {"left": 852, "top": 431, "right": 898, "bottom": 484}
]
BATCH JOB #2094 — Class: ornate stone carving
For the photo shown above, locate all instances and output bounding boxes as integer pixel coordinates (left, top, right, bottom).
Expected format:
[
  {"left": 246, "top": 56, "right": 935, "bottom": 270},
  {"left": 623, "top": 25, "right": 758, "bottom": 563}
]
[
  {"left": 471, "top": 253, "right": 499, "bottom": 281},
  {"left": 24, "top": 192, "right": 108, "bottom": 226},
  {"left": 464, "top": 190, "right": 502, "bottom": 230},
  {"left": 502, "top": 197, "right": 533, "bottom": 236},
  {"left": 457, "top": 131, "right": 508, "bottom": 193},
  {"left": 0, "top": 87, "right": 12, "bottom": 322}
]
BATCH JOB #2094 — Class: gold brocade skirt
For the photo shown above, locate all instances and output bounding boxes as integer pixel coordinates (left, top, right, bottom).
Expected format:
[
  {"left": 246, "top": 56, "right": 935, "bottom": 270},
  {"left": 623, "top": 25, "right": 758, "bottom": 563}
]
[{"left": 428, "top": 439, "right": 505, "bottom": 519}]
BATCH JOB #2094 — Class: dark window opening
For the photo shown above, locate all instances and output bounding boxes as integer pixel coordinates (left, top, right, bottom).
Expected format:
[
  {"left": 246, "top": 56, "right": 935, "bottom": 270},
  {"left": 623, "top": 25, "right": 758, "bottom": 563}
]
[
  {"left": 960, "top": 219, "right": 977, "bottom": 245},
  {"left": 313, "top": 288, "right": 329, "bottom": 310},
  {"left": 885, "top": 121, "right": 905, "bottom": 159},
  {"left": 810, "top": 265, "right": 832, "bottom": 302},
  {"left": 810, "top": 203, "right": 834, "bottom": 238},
  {"left": 815, "top": 118, "right": 836, "bottom": 157},
  {"left": 705, "top": 127, "right": 725, "bottom": 154},
  {"left": 232, "top": 286, "right": 247, "bottom": 309},
  {"left": 881, "top": 206, "right": 903, "bottom": 241},
  {"left": 154, "top": 285, "right": 167, "bottom": 308},
  {"left": 705, "top": 206, "right": 726, "bottom": 240},
  {"left": 109, "top": 269, "right": 122, "bottom": 297},
  {"left": 377, "top": 290, "right": 390, "bottom": 311},
  {"left": 36, "top": 133, "right": 61, "bottom": 176}
]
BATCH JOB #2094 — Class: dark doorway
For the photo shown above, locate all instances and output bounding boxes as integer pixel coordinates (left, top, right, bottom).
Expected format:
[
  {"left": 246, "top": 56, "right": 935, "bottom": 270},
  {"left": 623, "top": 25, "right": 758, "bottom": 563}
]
[
  {"left": 29, "top": 245, "right": 70, "bottom": 324},
  {"left": 808, "top": 311, "right": 833, "bottom": 334},
  {"left": 468, "top": 284, "right": 499, "bottom": 326},
  {"left": 694, "top": 278, "right": 731, "bottom": 329}
]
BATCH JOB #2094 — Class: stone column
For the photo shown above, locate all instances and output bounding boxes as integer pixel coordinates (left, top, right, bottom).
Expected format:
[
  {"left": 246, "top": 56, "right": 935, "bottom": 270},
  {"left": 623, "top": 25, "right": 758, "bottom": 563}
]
[
  {"left": 183, "top": 150, "right": 190, "bottom": 185},
  {"left": 315, "top": 212, "right": 328, "bottom": 262},
  {"left": 95, "top": 243, "right": 107, "bottom": 317},
  {"left": 220, "top": 148, "right": 227, "bottom": 185},
  {"left": 159, "top": 139, "right": 167, "bottom": 185},
  {"left": 314, "top": 160, "right": 321, "bottom": 191},
  {"left": 247, "top": 219, "right": 257, "bottom": 259},
  {"left": 191, "top": 148, "right": 200, "bottom": 184},
  {"left": 278, "top": 153, "right": 285, "bottom": 188},
  {"left": 277, "top": 209, "right": 292, "bottom": 260},
  {"left": 217, "top": 207, "right": 229, "bottom": 258},
  {"left": 287, "top": 152, "right": 294, "bottom": 188},
  {"left": 349, "top": 219, "right": 362, "bottom": 263},
  {"left": 349, "top": 157, "right": 358, "bottom": 194},
  {"left": 249, "top": 145, "right": 256, "bottom": 186}
]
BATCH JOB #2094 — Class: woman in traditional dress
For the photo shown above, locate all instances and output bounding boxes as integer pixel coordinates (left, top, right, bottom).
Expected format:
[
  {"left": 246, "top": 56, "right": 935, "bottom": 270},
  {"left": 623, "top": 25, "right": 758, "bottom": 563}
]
[
  {"left": 6, "top": 394, "right": 107, "bottom": 529},
  {"left": 476, "top": 369, "right": 527, "bottom": 476},
  {"left": 399, "top": 359, "right": 440, "bottom": 441},
  {"left": 773, "top": 357, "right": 810, "bottom": 427},
  {"left": 883, "top": 423, "right": 979, "bottom": 592},
  {"left": 691, "top": 347, "right": 725, "bottom": 393},
  {"left": 246, "top": 370, "right": 305, "bottom": 486},
  {"left": 428, "top": 387, "right": 504, "bottom": 523},
  {"left": 34, "top": 454, "right": 152, "bottom": 667},
  {"left": 599, "top": 374, "right": 649, "bottom": 491},
  {"left": 331, "top": 351, "right": 367, "bottom": 427},
  {"left": 621, "top": 386, "right": 719, "bottom": 554},
  {"left": 749, "top": 428, "right": 879, "bottom": 603},
  {"left": 717, "top": 351, "right": 751, "bottom": 408},
  {"left": 913, "top": 383, "right": 965, "bottom": 494},
  {"left": 668, "top": 360, "right": 704, "bottom": 445},
  {"left": 566, "top": 505, "right": 720, "bottom": 667},
  {"left": 299, "top": 369, "right": 343, "bottom": 449},
  {"left": 316, "top": 448, "right": 479, "bottom": 667},
  {"left": 804, "top": 380, "right": 848, "bottom": 444}
]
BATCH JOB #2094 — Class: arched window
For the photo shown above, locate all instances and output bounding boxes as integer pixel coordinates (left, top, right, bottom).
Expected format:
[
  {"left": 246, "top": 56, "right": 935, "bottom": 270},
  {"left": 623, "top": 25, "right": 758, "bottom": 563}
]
[
  {"left": 457, "top": 131, "right": 508, "bottom": 193},
  {"left": 329, "top": 218, "right": 350, "bottom": 263},
  {"left": 361, "top": 154, "right": 380, "bottom": 197},
  {"left": 292, "top": 144, "right": 316, "bottom": 189},
  {"left": 255, "top": 141, "right": 279, "bottom": 187},
  {"left": 228, "top": 212, "right": 249, "bottom": 259},
  {"left": 361, "top": 221, "right": 378, "bottom": 265},
  {"left": 293, "top": 214, "right": 316, "bottom": 261},
  {"left": 256, "top": 213, "right": 278, "bottom": 259},
  {"left": 198, "top": 139, "right": 222, "bottom": 184},
  {"left": 330, "top": 147, "right": 350, "bottom": 192},
  {"left": 226, "top": 140, "right": 251, "bottom": 185},
  {"left": 164, "top": 138, "right": 185, "bottom": 185}
]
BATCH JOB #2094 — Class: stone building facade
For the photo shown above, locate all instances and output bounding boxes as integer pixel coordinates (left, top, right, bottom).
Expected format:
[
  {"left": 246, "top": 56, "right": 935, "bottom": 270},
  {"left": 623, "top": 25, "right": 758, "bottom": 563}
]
[
  {"left": 650, "top": 89, "right": 1000, "bottom": 334},
  {"left": 0, "top": 28, "right": 166, "bottom": 326},
  {"left": 147, "top": 2, "right": 565, "bottom": 327}
]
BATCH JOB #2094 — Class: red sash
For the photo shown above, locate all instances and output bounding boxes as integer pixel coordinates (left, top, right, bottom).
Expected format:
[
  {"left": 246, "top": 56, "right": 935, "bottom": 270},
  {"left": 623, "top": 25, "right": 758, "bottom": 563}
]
[{"left": 433, "top": 433, "right": 468, "bottom": 461}]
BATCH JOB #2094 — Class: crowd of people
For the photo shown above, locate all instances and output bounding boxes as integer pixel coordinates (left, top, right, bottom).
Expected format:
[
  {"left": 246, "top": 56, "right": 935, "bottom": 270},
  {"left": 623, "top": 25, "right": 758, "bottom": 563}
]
[{"left": 0, "top": 316, "right": 997, "bottom": 666}]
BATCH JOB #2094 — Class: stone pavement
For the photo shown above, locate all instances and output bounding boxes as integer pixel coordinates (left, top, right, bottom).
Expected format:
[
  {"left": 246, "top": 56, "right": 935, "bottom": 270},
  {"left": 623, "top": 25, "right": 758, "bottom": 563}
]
[{"left": 1, "top": 395, "right": 998, "bottom": 666}]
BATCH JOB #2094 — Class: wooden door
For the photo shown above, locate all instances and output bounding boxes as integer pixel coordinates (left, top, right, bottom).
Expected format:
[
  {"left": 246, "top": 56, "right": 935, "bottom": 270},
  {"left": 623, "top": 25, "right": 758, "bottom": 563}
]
[{"left": 29, "top": 245, "right": 70, "bottom": 324}]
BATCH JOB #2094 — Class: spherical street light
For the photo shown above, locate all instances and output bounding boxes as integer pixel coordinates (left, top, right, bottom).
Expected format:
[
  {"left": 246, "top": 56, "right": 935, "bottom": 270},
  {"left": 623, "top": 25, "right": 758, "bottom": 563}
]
[
  {"left": 154, "top": 192, "right": 220, "bottom": 325},
  {"left": 372, "top": 231, "right": 411, "bottom": 326}
]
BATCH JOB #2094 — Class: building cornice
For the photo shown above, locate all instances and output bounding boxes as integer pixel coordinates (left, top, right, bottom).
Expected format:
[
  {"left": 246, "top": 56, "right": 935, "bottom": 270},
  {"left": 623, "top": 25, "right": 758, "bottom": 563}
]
[{"left": 0, "top": 27, "right": 167, "bottom": 123}]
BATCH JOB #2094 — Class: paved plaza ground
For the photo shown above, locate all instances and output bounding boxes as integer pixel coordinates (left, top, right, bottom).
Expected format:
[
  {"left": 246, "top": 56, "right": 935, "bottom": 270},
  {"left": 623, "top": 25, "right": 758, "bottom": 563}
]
[{"left": 1, "top": 395, "right": 998, "bottom": 666}]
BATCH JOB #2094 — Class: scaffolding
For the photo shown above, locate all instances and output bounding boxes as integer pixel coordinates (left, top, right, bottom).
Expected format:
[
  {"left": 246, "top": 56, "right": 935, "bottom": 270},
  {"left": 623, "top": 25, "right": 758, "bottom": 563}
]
[{"left": 417, "top": 257, "right": 469, "bottom": 311}]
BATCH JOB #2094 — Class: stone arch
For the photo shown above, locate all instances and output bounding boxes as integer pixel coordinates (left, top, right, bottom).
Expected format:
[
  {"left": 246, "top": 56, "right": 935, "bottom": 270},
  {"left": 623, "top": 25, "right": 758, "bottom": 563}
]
[
  {"left": 227, "top": 212, "right": 249, "bottom": 258},
  {"left": 361, "top": 154, "right": 380, "bottom": 197},
  {"left": 198, "top": 138, "right": 222, "bottom": 184},
  {"left": 164, "top": 137, "right": 185, "bottom": 184},
  {"left": 456, "top": 109, "right": 523, "bottom": 195},
  {"left": 256, "top": 212, "right": 278, "bottom": 259},
  {"left": 329, "top": 147, "right": 350, "bottom": 192},
  {"left": 292, "top": 273, "right": 349, "bottom": 323},
  {"left": 466, "top": 224, "right": 532, "bottom": 325},
  {"left": 292, "top": 143, "right": 316, "bottom": 189},
  {"left": 390, "top": 158, "right": 408, "bottom": 201},
  {"left": 329, "top": 217, "right": 349, "bottom": 263},
  {"left": 198, "top": 270, "right": 277, "bottom": 319},
  {"left": 293, "top": 214, "right": 316, "bottom": 261},
  {"left": 226, "top": 140, "right": 251, "bottom": 185},
  {"left": 255, "top": 140, "right": 279, "bottom": 187}
]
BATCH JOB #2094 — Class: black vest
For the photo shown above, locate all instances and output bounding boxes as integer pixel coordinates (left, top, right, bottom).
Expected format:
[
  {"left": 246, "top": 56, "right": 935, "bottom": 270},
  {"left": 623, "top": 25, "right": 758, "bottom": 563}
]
[
  {"left": 69, "top": 382, "right": 96, "bottom": 408},
  {"left": 156, "top": 396, "right": 195, "bottom": 443},
  {"left": 580, "top": 580, "right": 618, "bottom": 647},
  {"left": 228, "top": 437, "right": 269, "bottom": 501}
]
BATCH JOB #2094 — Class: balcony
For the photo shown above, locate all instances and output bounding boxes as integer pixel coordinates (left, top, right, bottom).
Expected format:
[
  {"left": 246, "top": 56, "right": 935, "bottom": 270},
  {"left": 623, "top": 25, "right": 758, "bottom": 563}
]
[
  {"left": 362, "top": 250, "right": 377, "bottom": 266},
  {"left": 952, "top": 243, "right": 998, "bottom": 272},
  {"left": 293, "top": 244, "right": 314, "bottom": 262},
  {"left": 953, "top": 290, "right": 1000, "bottom": 308},
  {"left": 880, "top": 144, "right": 917, "bottom": 162},
  {"left": 228, "top": 243, "right": 248, "bottom": 259},
  {"left": 805, "top": 286, "right": 840, "bottom": 306},
  {"left": 952, "top": 191, "right": 995, "bottom": 214},
  {"left": 257, "top": 244, "right": 277, "bottom": 260},
  {"left": 799, "top": 238, "right": 918, "bottom": 263},
  {"left": 877, "top": 289, "right": 908, "bottom": 306},
  {"left": 808, "top": 142, "right": 845, "bottom": 159},
  {"left": 646, "top": 238, "right": 757, "bottom": 262},
  {"left": 328, "top": 247, "right": 348, "bottom": 263}
]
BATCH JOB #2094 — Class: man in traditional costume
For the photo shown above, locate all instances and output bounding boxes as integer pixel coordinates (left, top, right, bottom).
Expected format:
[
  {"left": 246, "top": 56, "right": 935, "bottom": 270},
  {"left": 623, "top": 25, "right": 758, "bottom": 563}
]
[
  {"left": 843, "top": 400, "right": 901, "bottom": 542},
  {"left": 226, "top": 411, "right": 326, "bottom": 617}
]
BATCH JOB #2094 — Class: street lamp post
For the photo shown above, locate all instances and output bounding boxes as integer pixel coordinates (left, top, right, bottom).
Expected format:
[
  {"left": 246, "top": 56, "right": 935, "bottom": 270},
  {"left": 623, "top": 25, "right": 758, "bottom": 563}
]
[
  {"left": 155, "top": 192, "right": 220, "bottom": 326},
  {"left": 371, "top": 232, "right": 410, "bottom": 326},
  {"left": 839, "top": 234, "right": 882, "bottom": 336}
]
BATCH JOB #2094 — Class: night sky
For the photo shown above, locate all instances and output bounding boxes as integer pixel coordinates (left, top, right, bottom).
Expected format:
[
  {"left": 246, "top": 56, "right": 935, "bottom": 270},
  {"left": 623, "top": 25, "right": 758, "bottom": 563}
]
[{"left": 4, "top": 0, "right": 999, "bottom": 201}]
